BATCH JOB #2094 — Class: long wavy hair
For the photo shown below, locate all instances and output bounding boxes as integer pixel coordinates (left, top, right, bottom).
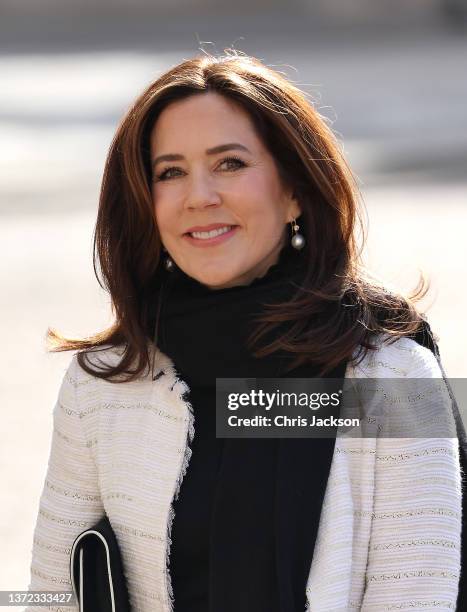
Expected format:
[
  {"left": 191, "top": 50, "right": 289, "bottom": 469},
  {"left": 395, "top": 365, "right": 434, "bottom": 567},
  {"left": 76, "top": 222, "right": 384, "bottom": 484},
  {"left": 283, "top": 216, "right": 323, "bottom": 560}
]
[{"left": 47, "top": 51, "right": 429, "bottom": 382}]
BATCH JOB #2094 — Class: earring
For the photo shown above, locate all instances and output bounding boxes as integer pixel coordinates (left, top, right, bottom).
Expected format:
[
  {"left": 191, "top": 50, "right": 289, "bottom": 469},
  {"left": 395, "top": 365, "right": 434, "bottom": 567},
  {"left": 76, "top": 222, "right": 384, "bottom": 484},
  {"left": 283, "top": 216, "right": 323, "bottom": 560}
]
[
  {"left": 164, "top": 256, "right": 174, "bottom": 271},
  {"left": 290, "top": 218, "right": 306, "bottom": 250},
  {"left": 161, "top": 246, "right": 175, "bottom": 271}
]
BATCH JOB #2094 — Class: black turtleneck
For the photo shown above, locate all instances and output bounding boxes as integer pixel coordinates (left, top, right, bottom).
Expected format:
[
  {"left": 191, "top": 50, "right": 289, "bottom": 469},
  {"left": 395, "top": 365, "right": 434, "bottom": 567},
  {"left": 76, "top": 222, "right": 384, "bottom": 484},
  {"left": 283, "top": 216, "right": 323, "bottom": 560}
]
[{"left": 154, "top": 243, "right": 345, "bottom": 612}]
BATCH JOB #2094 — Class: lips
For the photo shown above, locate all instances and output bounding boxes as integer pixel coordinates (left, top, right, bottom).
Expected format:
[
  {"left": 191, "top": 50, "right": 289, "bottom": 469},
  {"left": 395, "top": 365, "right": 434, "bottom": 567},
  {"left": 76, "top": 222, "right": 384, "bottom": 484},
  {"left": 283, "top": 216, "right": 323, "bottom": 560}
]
[
  {"left": 182, "top": 225, "right": 239, "bottom": 248},
  {"left": 183, "top": 223, "right": 238, "bottom": 235}
]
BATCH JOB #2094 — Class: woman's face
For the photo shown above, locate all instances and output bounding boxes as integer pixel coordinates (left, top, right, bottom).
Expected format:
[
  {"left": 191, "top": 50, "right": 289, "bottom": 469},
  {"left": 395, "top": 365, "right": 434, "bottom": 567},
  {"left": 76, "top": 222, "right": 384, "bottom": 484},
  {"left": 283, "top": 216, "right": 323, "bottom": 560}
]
[{"left": 150, "top": 91, "right": 301, "bottom": 289}]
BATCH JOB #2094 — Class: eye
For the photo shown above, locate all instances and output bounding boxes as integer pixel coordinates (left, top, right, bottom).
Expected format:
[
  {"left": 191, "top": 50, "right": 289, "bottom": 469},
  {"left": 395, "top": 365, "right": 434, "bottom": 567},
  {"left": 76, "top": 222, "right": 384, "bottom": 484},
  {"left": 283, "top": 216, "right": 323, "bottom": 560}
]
[
  {"left": 153, "top": 156, "right": 246, "bottom": 182},
  {"left": 154, "top": 166, "right": 183, "bottom": 182},
  {"left": 218, "top": 156, "right": 246, "bottom": 171}
]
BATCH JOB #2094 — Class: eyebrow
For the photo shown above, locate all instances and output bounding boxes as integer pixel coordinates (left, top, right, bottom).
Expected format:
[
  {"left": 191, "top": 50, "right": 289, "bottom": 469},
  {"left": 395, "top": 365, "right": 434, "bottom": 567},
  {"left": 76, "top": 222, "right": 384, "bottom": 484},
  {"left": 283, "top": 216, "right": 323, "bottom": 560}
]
[{"left": 151, "top": 143, "right": 251, "bottom": 168}]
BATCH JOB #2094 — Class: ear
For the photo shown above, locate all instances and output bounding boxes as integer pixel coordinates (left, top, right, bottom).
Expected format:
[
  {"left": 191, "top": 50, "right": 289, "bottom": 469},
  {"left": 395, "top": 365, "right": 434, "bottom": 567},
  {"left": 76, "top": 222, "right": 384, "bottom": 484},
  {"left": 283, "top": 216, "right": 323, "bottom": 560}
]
[{"left": 286, "top": 189, "right": 302, "bottom": 222}]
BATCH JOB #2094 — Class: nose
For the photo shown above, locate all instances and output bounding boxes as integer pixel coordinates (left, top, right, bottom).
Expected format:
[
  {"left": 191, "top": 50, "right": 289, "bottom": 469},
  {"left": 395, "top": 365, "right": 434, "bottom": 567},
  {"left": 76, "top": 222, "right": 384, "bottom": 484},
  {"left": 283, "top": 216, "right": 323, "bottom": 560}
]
[{"left": 184, "top": 173, "right": 222, "bottom": 211}]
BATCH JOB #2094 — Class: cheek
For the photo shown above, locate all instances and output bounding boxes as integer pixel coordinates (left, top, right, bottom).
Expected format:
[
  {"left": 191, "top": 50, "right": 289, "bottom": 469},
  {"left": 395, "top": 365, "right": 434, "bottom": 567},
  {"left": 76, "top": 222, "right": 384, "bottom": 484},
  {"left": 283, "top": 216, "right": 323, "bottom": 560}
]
[
  {"left": 152, "top": 196, "right": 173, "bottom": 238},
  {"left": 241, "top": 199, "right": 286, "bottom": 237},
  {"left": 239, "top": 175, "right": 287, "bottom": 223}
]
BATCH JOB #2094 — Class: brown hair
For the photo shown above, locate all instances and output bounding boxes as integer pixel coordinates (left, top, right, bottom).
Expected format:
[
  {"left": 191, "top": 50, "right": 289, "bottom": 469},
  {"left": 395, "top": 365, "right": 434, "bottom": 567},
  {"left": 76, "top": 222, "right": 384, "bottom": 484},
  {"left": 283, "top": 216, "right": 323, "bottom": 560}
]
[{"left": 47, "top": 51, "right": 429, "bottom": 381}]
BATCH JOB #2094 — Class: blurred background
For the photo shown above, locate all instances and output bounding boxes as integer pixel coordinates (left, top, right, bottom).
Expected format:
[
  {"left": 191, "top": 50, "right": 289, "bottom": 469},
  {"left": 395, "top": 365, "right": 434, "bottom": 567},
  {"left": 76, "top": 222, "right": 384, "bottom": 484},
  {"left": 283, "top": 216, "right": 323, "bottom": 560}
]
[{"left": 1, "top": 0, "right": 466, "bottom": 592}]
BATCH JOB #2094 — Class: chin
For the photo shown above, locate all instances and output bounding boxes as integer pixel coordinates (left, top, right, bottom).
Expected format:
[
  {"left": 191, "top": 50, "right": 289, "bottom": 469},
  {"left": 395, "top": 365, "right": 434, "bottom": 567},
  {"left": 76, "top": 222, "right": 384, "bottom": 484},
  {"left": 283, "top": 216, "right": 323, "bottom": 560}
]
[
  {"left": 199, "top": 274, "right": 236, "bottom": 290},
  {"left": 191, "top": 267, "right": 240, "bottom": 290}
]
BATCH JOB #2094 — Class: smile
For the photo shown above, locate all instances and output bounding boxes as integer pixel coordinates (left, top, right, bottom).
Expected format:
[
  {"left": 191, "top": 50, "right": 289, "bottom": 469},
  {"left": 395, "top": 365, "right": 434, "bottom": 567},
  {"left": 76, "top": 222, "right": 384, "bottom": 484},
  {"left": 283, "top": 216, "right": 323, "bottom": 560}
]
[{"left": 183, "top": 225, "right": 239, "bottom": 248}]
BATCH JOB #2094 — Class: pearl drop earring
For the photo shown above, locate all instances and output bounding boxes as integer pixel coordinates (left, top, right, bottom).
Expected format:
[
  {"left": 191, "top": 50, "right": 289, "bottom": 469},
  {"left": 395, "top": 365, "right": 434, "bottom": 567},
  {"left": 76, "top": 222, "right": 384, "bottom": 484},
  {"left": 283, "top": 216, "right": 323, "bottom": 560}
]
[
  {"left": 290, "top": 218, "right": 306, "bottom": 250},
  {"left": 164, "top": 256, "right": 174, "bottom": 271},
  {"left": 161, "top": 246, "right": 174, "bottom": 271}
]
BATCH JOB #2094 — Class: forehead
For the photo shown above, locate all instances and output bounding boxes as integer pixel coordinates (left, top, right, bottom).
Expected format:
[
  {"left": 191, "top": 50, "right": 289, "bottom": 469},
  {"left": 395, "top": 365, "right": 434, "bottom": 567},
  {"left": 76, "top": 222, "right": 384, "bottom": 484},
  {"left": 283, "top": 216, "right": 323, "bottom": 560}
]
[{"left": 149, "top": 92, "right": 259, "bottom": 151}]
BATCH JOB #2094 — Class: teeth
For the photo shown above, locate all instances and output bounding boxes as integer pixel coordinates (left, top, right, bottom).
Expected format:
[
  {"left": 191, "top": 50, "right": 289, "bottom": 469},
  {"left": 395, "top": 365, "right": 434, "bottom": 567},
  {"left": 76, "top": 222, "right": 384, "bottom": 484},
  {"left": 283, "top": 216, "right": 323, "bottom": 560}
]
[{"left": 190, "top": 226, "right": 233, "bottom": 239}]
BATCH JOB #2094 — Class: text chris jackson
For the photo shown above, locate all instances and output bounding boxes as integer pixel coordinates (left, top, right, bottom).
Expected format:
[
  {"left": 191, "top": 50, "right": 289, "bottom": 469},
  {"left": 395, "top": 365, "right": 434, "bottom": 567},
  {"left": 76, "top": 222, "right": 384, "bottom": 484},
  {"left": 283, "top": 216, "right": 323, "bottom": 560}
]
[{"left": 226, "top": 414, "right": 361, "bottom": 428}]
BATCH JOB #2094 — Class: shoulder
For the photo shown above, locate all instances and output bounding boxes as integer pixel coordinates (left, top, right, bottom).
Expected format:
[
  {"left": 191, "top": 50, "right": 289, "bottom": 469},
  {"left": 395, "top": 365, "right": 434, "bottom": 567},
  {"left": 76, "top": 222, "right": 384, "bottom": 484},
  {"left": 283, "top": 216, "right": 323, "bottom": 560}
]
[
  {"left": 60, "top": 344, "right": 130, "bottom": 394},
  {"left": 347, "top": 332, "right": 442, "bottom": 379},
  {"left": 63, "top": 344, "right": 123, "bottom": 382},
  {"left": 65, "top": 342, "right": 179, "bottom": 388}
]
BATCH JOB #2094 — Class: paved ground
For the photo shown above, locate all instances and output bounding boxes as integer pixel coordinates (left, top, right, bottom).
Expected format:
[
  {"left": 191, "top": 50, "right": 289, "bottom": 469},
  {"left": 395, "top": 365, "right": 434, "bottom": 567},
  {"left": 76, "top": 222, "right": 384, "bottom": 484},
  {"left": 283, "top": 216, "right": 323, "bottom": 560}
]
[{"left": 1, "top": 21, "right": 466, "bottom": 593}]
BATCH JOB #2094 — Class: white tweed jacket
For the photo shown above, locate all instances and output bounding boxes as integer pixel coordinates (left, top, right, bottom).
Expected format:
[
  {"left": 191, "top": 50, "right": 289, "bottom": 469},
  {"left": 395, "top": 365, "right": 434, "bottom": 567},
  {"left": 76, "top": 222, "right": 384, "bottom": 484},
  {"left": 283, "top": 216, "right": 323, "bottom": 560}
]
[{"left": 25, "top": 335, "right": 462, "bottom": 611}]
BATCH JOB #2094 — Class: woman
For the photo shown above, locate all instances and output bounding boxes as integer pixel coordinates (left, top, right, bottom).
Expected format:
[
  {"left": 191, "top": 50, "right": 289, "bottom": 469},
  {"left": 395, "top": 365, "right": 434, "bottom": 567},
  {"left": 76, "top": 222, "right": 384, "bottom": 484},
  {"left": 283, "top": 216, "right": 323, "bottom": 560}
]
[{"left": 26, "top": 52, "right": 464, "bottom": 611}]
